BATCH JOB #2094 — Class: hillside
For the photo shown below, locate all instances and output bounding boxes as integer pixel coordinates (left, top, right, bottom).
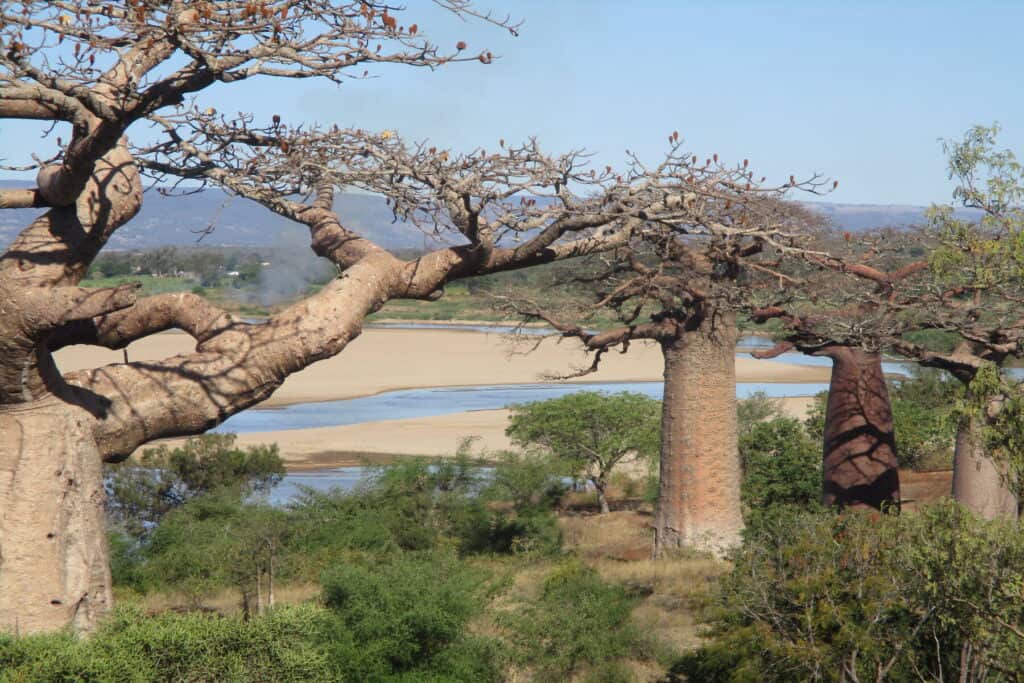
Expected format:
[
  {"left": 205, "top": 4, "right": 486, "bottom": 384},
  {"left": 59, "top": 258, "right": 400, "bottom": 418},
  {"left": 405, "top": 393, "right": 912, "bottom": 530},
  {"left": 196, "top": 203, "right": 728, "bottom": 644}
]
[{"left": 0, "top": 180, "right": 977, "bottom": 250}]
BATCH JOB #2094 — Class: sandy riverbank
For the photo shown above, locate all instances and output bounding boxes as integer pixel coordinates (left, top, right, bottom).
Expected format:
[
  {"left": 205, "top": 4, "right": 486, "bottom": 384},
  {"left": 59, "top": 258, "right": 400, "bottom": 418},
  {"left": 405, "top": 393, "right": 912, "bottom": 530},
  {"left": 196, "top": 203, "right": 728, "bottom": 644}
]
[
  {"left": 54, "top": 327, "right": 829, "bottom": 469},
  {"left": 215, "top": 395, "right": 819, "bottom": 469},
  {"left": 55, "top": 327, "right": 830, "bottom": 407}
]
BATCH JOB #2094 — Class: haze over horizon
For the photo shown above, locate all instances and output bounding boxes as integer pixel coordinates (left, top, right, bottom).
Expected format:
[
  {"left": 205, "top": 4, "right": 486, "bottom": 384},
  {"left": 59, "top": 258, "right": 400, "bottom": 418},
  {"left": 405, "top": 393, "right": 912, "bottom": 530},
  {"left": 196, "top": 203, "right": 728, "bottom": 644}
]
[{"left": 1, "top": 1, "right": 1021, "bottom": 207}]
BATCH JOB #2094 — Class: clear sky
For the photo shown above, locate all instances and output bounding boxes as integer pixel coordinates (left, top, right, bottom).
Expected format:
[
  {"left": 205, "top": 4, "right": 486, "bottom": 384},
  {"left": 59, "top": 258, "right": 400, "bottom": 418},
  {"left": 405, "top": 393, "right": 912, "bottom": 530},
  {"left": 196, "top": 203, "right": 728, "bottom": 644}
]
[{"left": 2, "top": 1, "right": 1022, "bottom": 206}]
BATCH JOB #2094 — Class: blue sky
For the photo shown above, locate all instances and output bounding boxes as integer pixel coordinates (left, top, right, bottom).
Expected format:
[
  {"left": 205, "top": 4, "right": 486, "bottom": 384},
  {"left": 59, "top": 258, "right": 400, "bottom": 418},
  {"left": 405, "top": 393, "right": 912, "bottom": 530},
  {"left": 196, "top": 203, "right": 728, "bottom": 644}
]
[{"left": 2, "top": 1, "right": 1022, "bottom": 206}]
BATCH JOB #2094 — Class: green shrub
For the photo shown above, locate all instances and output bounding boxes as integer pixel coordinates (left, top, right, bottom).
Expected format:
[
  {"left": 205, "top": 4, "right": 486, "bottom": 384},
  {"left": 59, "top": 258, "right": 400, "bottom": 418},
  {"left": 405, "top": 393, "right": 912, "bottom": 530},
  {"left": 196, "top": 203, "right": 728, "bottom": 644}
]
[
  {"left": 675, "top": 501, "right": 1024, "bottom": 682},
  {"left": 141, "top": 495, "right": 294, "bottom": 609},
  {"left": 317, "top": 552, "right": 503, "bottom": 682},
  {"left": 501, "top": 561, "right": 652, "bottom": 682},
  {"left": 107, "top": 433, "right": 284, "bottom": 538},
  {"left": 0, "top": 604, "right": 332, "bottom": 682}
]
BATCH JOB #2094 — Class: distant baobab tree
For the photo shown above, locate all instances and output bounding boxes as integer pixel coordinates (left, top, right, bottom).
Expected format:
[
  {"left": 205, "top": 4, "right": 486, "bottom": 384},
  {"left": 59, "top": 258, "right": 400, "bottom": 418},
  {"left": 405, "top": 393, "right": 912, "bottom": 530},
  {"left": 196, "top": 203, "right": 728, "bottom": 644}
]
[{"left": 499, "top": 154, "right": 833, "bottom": 556}]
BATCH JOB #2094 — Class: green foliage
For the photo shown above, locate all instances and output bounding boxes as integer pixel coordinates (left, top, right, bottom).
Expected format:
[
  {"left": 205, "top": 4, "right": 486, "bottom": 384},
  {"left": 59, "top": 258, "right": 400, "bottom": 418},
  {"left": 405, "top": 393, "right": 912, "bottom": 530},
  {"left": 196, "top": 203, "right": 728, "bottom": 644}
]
[
  {"left": 507, "top": 391, "right": 661, "bottom": 467},
  {"left": 318, "top": 552, "right": 503, "bottom": 682},
  {"left": 500, "top": 561, "right": 651, "bottom": 682},
  {"left": 0, "top": 564, "right": 502, "bottom": 682},
  {"left": 739, "top": 417, "right": 821, "bottom": 532},
  {"left": 675, "top": 501, "right": 1024, "bottom": 682},
  {"left": 287, "top": 452, "right": 563, "bottom": 560},
  {"left": 888, "top": 366, "right": 960, "bottom": 469},
  {"left": 929, "top": 124, "right": 1024, "bottom": 297},
  {"left": 107, "top": 433, "right": 284, "bottom": 538},
  {"left": 507, "top": 391, "right": 660, "bottom": 511},
  {"left": 485, "top": 449, "right": 568, "bottom": 511},
  {"left": 737, "top": 390, "right": 785, "bottom": 438},
  {"left": 0, "top": 604, "right": 332, "bottom": 682},
  {"left": 900, "top": 328, "right": 960, "bottom": 354}
]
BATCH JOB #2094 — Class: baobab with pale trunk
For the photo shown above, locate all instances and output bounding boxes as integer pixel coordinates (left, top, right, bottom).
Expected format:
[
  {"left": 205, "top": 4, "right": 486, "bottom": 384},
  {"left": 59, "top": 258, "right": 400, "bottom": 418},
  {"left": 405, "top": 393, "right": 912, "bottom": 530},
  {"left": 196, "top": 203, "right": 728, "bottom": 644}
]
[{"left": 0, "top": 1, "right": 701, "bottom": 634}]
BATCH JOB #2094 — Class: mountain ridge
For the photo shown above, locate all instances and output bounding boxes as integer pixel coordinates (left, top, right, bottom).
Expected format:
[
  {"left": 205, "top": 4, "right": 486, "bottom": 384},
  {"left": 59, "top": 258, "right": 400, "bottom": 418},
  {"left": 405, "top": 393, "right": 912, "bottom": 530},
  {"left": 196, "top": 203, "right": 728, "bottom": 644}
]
[{"left": 0, "top": 180, "right": 976, "bottom": 250}]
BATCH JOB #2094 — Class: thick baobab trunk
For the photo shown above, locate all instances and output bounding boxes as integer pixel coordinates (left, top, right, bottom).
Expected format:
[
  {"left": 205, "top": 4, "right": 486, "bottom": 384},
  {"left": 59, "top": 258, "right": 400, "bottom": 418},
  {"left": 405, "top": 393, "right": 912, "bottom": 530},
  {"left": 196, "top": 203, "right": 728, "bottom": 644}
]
[
  {"left": 653, "top": 311, "right": 743, "bottom": 557},
  {"left": 952, "top": 415, "right": 1017, "bottom": 520},
  {"left": 0, "top": 398, "right": 111, "bottom": 635},
  {"left": 819, "top": 347, "right": 900, "bottom": 510}
]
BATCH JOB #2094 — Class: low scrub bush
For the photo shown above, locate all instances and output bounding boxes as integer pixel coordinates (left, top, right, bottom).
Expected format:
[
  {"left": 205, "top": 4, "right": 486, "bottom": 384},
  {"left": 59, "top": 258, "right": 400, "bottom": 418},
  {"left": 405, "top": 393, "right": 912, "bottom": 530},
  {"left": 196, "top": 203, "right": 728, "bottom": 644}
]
[
  {"left": 0, "top": 604, "right": 331, "bottom": 682},
  {"left": 674, "top": 500, "right": 1024, "bottom": 682},
  {"left": 500, "top": 561, "right": 654, "bottom": 682},
  {"left": 317, "top": 551, "right": 503, "bottom": 681}
]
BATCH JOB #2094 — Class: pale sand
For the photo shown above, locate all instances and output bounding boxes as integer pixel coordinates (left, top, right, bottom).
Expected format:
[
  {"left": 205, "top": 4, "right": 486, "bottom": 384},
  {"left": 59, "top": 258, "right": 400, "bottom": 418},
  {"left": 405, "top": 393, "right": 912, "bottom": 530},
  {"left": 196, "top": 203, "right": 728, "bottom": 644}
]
[
  {"left": 54, "top": 327, "right": 830, "bottom": 407},
  {"left": 53, "top": 328, "right": 828, "bottom": 468},
  {"left": 144, "top": 401, "right": 821, "bottom": 469}
]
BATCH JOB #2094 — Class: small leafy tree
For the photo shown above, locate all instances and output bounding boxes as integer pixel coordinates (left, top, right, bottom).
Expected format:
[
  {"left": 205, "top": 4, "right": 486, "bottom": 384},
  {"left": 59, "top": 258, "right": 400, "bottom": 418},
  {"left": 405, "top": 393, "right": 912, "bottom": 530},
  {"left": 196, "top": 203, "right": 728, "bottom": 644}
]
[
  {"left": 106, "top": 434, "right": 285, "bottom": 538},
  {"left": 506, "top": 392, "right": 660, "bottom": 514},
  {"left": 140, "top": 495, "right": 294, "bottom": 615}
]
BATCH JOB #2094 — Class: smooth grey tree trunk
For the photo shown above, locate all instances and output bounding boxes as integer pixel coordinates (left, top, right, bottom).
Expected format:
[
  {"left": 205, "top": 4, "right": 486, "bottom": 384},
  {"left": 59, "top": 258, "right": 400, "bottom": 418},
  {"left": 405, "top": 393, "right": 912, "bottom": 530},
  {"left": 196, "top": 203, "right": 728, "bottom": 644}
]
[{"left": 952, "top": 415, "right": 1017, "bottom": 519}]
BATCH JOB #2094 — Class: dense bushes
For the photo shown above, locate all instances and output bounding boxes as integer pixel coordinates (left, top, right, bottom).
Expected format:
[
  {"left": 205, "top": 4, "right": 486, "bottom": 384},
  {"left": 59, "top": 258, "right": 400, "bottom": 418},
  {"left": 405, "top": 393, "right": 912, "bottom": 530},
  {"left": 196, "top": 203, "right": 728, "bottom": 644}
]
[
  {"left": 4, "top": 450, "right": 668, "bottom": 682},
  {"left": 0, "top": 605, "right": 331, "bottom": 682},
  {"left": 111, "top": 449, "right": 566, "bottom": 605},
  {"left": 0, "top": 558, "right": 504, "bottom": 683},
  {"left": 675, "top": 500, "right": 1024, "bottom": 682}
]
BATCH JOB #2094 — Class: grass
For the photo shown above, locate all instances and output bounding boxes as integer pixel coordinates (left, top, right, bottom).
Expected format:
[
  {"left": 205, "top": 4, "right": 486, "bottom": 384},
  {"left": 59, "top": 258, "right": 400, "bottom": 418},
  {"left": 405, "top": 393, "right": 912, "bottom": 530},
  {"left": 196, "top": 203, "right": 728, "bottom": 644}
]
[{"left": 81, "top": 274, "right": 197, "bottom": 296}]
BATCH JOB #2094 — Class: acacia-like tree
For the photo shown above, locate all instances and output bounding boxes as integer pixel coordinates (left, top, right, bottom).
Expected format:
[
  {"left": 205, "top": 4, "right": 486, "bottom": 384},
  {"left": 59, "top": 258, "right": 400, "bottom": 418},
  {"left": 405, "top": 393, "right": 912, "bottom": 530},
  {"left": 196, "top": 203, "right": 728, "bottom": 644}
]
[
  {"left": 500, "top": 155, "right": 831, "bottom": 556},
  {"left": 0, "top": 1, "right": 709, "bottom": 634},
  {"left": 506, "top": 391, "right": 660, "bottom": 514}
]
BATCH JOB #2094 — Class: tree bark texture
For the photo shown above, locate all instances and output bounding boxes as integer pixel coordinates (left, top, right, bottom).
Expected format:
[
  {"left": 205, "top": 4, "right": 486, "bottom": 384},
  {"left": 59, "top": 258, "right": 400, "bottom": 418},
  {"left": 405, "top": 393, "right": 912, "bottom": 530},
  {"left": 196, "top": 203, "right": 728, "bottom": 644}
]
[
  {"left": 819, "top": 347, "right": 900, "bottom": 510},
  {"left": 0, "top": 398, "right": 111, "bottom": 635},
  {"left": 653, "top": 310, "right": 743, "bottom": 557},
  {"left": 952, "top": 415, "right": 1017, "bottom": 520}
]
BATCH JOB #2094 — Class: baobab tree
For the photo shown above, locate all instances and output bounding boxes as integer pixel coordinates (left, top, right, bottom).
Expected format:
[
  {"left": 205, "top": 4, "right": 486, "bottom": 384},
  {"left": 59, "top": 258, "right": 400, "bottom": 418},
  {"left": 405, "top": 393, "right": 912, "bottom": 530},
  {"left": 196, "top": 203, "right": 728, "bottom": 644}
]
[
  {"left": 753, "top": 124, "right": 1024, "bottom": 520},
  {"left": 499, "top": 151, "right": 831, "bottom": 556},
  {"left": 892, "top": 125, "right": 1024, "bottom": 519},
  {"left": 0, "top": 0, "right": 698, "bottom": 634},
  {"left": 746, "top": 235, "right": 930, "bottom": 512}
]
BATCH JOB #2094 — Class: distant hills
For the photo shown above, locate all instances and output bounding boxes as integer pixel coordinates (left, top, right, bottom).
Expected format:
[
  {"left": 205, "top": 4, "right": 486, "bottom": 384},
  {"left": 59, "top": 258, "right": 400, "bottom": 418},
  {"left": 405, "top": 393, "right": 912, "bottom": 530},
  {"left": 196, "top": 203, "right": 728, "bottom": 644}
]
[{"left": 0, "top": 180, "right": 976, "bottom": 251}]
